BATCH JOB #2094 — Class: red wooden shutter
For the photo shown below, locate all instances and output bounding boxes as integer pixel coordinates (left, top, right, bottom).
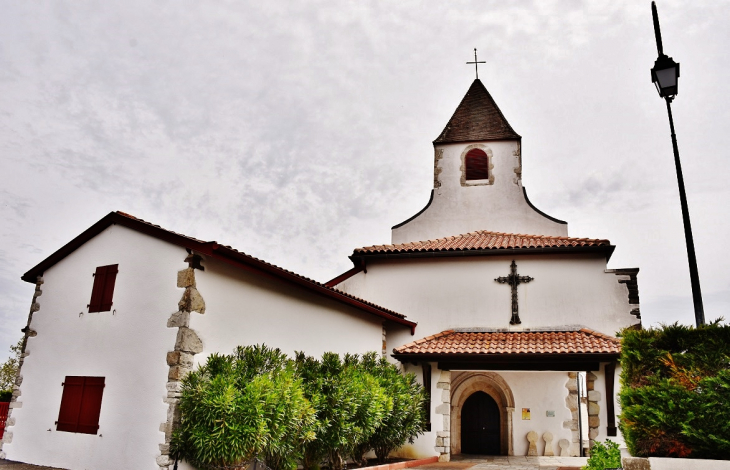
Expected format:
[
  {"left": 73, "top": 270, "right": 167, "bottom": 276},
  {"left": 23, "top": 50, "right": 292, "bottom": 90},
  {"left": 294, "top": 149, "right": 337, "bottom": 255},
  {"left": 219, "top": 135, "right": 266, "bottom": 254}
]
[
  {"left": 0, "top": 402, "right": 9, "bottom": 440},
  {"left": 88, "top": 264, "right": 118, "bottom": 313},
  {"left": 56, "top": 376, "right": 105, "bottom": 434},
  {"left": 56, "top": 376, "right": 85, "bottom": 432},
  {"left": 99, "top": 265, "right": 118, "bottom": 312},
  {"left": 77, "top": 377, "right": 105, "bottom": 434},
  {"left": 465, "top": 149, "right": 489, "bottom": 180}
]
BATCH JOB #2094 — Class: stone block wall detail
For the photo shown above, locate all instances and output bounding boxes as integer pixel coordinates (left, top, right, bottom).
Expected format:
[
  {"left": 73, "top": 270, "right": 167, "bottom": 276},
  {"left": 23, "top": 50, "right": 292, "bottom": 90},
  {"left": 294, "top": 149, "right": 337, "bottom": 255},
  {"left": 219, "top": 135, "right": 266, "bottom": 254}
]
[
  {"left": 563, "top": 372, "right": 599, "bottom": 457},
  {"left": 512, "top": 143, "right": 522, "bottom": 183},
  {"left": 433, "top": 148, "right": 444, "bottom": 189},
  {"left": 586, "top": 372, "right": 600, "bottom": 447},
  {"left": 157, "top": 257, "right": 206, "bottom": 470},
  {"left": 434, "top": 370, "right": 451, "bottom": 462},
  {"left": 563, "top": 372, "right": 580, "bottom": 456},
  {"left": 0, "top": 276, "right": 43, "bottom": 459}
]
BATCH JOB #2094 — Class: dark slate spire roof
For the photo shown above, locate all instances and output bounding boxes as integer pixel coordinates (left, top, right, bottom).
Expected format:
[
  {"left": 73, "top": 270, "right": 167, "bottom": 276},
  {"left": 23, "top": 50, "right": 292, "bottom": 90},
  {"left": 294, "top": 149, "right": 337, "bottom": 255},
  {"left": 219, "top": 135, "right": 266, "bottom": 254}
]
[{"left": 434, "top": 79, "right": 521, "bottom": 144}]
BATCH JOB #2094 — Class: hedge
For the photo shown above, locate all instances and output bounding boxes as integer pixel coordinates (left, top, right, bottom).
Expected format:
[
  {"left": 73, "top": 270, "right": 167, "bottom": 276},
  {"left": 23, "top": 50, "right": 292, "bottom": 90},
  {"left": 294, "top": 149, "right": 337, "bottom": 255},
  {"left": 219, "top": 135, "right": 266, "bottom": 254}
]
[
  {"left": 618, "top": 321, "right": 730, "bottom": 459},
  {"left": 172, "top": 346, "right": 426, "bottom": 470}
]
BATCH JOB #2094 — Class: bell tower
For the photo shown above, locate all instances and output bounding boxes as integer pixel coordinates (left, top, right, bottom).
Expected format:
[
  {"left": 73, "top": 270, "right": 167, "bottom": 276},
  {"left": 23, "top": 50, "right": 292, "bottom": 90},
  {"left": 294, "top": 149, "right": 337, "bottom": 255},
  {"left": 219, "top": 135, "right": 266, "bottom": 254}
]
[{"left": 391, "top": 79, "right": 568, "bottom": 244}]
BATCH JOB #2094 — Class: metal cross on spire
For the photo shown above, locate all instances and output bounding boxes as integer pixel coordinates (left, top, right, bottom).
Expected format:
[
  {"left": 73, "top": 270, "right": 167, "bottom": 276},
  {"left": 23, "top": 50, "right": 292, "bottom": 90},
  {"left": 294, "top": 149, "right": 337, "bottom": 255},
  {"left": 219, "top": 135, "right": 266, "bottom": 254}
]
[
  {"left": 495, "top": 260, "right": 534, "bottom": 325},
  {"left": 466, "top": 48, "right": 486, "bottom": 79}
]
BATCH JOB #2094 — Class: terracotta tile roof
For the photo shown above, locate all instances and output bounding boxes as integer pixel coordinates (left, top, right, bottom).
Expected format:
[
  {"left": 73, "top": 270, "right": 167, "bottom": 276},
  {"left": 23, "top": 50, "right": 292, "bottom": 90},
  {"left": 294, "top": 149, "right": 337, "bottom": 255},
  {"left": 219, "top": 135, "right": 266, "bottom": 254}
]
[
  {"left": 354, "top": 230, "right": 611, "bottom": 255},
  {"left": 23, "top": 211, "right": 414, "bottom": 328},
  {"left": 434, "top": 79, "right": 521, "bottom": 144},
  {"left": 393, "top": 329, "right": 621, "bottom": 356}
]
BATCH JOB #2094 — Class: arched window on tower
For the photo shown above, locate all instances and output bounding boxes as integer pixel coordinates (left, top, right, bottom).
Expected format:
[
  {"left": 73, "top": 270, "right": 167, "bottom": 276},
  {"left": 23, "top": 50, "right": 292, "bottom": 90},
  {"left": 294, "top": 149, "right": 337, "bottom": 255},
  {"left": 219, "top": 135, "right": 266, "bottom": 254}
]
[{"left": 465, "top": 148, "right": 489, "bottom": 181}]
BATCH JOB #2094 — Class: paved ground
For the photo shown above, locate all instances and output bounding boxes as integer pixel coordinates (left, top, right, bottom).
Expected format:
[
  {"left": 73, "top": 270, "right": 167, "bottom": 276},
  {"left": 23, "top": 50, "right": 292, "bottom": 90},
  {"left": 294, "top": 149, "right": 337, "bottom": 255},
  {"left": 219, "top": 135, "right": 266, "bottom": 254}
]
[
  {"left": 0, "top": 455, "right": 590, "bottom": 470},
  {"left": 414, "top": 454, "right": 589, "bottom": 470}
]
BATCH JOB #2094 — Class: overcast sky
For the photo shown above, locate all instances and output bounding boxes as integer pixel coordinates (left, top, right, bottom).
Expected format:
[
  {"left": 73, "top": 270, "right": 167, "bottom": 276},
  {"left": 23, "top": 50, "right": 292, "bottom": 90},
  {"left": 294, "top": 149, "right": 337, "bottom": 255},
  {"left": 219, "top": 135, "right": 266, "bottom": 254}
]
[{"left": 1, "top": 1, "right": 729, "bottom": 362}]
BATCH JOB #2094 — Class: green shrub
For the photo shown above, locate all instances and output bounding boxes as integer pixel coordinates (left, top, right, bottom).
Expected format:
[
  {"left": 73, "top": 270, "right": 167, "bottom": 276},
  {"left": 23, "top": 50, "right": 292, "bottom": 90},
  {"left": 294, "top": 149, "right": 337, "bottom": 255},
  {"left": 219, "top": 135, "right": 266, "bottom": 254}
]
[
  {"left": 582, "top": 440, "right": 621, "bottom": 470},
  {"left": 171, "top": 346, "right": 316, "bottom": 470},
  {"left": 619, "top": 321, "right": 730, "bottom": 459},
  {"left": 295, "top": 352, "right": 389, "bottom": 470},
  {"left": 0, "top": 389, "right": 12, "bottom": 402},
  {"left": 172, "top": 345, "right": 426, "bottom": 469},
  {"left": 356, "top": 352, "right": 427, "bottom": 463}
]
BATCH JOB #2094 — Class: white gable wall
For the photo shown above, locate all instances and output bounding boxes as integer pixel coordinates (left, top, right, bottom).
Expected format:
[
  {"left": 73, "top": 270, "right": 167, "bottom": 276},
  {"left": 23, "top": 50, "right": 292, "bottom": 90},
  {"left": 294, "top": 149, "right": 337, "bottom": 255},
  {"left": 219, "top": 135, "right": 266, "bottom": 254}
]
[
  {"left": 191, "top": 256, "right": 385, "bottom": 363},
  {"left": 340, "top": 254, "right": 639, "bottom": 352},
  {"left": 4, "top": 225, "right": 185, "bottom": 470}
]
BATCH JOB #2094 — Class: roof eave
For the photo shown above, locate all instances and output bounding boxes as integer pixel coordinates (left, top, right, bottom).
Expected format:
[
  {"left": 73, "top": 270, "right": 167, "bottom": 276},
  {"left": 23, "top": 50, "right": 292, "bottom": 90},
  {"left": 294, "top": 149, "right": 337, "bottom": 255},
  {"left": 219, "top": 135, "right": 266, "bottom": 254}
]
[
  {"left": 351, "top": 245, "right": 616, "bottom": 263},
  {"left": 391, "top": 351, "right": 620, "bottom": 371},
  {"left": 22, "top": 212, "right": 214, "bottom": 283},
  {"left": 432, "top": 136, "right": 522, "bottom": 145}
]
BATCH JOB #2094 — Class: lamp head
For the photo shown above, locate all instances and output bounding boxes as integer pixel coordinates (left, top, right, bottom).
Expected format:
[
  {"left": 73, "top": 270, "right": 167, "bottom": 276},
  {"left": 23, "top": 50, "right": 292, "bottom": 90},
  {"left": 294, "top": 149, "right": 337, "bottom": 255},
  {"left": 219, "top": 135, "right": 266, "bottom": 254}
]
[{"left": 652, "top": 53, "right": 680, "bottom": 100}]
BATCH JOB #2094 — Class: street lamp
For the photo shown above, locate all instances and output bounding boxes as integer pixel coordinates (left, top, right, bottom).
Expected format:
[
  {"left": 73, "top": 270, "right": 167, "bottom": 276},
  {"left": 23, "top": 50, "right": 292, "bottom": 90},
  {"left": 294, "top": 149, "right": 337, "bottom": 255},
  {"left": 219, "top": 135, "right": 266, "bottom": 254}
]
[{"left": 651, "top": 1, "right": 705, "bottom": 327}]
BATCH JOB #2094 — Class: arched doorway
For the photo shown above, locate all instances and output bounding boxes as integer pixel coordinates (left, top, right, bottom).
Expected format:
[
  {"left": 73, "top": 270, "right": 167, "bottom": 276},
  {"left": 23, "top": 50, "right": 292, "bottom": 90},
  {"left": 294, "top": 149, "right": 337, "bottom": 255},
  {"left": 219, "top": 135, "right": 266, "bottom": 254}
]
[
  {"left": 450, "top": 372, "right": 515, "bottom": 456},
  {"left": 461, "top": 391, "right": 501, "bottom": 454}
]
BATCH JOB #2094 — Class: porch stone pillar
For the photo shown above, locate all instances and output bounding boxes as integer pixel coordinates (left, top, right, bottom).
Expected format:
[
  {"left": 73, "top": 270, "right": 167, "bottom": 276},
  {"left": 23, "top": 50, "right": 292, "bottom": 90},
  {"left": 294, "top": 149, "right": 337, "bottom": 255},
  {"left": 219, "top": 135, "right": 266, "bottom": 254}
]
[{"left": 434, "top": 370, "right": 451, "bottom": 462}]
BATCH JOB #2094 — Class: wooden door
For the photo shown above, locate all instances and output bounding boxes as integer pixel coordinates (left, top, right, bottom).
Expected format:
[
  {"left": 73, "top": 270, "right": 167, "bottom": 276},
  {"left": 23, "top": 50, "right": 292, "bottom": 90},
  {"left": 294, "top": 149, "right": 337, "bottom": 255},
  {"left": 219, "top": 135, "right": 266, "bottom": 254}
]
[{"left": 461, "top": 391, "right": 501, "bottom": 455}]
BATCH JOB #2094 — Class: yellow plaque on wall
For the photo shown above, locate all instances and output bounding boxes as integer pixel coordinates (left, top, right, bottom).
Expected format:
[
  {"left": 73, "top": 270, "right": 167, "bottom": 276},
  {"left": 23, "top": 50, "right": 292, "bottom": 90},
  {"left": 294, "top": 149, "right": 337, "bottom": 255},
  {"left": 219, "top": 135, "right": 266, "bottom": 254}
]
[{"left": 522, "top": 408, "right": 531, "bottom": 420}]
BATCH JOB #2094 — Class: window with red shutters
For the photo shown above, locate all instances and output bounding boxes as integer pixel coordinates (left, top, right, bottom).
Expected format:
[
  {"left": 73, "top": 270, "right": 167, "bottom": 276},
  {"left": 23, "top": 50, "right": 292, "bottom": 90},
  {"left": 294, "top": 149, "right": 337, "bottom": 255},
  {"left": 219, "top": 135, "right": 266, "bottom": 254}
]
[
  {"left": 88, "top": 264, "right": 118, "bottom": 313},
  {"left": 465, "top": 148, "right": 490, "bottom": 181},
  {"left": 56, "top": 376, "right": 105, "bottom": 434}
]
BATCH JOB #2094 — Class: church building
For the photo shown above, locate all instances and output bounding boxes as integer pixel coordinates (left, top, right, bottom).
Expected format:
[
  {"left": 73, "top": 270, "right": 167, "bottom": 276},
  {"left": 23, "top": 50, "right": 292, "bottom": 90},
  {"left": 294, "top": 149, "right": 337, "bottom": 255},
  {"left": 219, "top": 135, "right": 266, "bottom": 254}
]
[{"left": 1, "top": 78, "right": 640, "bottom": 469}]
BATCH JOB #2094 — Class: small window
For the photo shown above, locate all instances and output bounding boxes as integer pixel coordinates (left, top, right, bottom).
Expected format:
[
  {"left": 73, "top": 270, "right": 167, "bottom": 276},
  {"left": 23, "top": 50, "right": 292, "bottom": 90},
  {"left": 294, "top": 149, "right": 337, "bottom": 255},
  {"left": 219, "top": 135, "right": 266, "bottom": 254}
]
[
  {"left": 56, "top": 376, "right": 105, "bottom": 434},
  {"left": 465, "top": 148, "right": 489, "bottom": 180},
  {"left": 88, "top": 264, "right": 118, "bottom": 313}
]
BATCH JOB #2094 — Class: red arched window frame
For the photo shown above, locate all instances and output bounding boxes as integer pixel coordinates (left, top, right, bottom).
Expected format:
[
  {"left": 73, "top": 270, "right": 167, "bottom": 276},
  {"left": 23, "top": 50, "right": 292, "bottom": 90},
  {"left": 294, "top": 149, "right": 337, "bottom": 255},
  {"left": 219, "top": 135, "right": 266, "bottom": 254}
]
[{"left": 465, "top": 149, "right": 489, "bottom": 181}]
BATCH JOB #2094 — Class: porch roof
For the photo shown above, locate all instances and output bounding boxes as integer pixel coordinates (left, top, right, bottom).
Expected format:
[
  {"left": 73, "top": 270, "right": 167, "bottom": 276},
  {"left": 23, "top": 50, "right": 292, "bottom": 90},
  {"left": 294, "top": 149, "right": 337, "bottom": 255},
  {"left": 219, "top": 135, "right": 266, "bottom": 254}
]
[{"left": 392, "top": 328, "right": 621, "bottom": 371}]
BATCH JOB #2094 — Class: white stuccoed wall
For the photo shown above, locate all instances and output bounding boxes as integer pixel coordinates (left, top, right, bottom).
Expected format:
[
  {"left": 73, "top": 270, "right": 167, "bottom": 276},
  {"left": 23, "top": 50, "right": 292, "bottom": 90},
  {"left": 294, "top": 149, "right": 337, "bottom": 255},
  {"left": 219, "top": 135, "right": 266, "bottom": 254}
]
[
  {"left": 4, "top": 225, "right": 184, "bottom": 470},
  {"left": 339, "top": 254, "right": 639, "bottom": 346},
  {"left": 6, "top": 226, "right": 392, "bottom": 470},
  {"left": 498, "top": 371, "right": 574, "bottom": 457},
  {"left": 191, "top": 256, "right": 386, "bottom": 363},
  {"left": 392, "top": 141, "right": 568, "bottom": 244}
]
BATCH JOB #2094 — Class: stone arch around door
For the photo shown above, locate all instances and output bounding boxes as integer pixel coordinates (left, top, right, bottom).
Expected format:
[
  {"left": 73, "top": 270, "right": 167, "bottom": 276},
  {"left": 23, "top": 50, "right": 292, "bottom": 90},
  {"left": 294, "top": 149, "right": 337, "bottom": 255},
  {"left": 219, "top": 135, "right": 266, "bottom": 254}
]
[{"left": 450, "top": 372, "right": 515, "bottom": 456}]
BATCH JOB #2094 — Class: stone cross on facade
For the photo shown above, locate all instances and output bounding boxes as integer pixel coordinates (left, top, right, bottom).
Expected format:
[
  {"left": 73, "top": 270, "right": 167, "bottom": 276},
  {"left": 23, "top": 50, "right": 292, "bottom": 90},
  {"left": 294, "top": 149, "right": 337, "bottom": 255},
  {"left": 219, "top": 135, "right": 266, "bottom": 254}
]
[{"left": 495, "top": 260, "right": 533, "bottom": 325}]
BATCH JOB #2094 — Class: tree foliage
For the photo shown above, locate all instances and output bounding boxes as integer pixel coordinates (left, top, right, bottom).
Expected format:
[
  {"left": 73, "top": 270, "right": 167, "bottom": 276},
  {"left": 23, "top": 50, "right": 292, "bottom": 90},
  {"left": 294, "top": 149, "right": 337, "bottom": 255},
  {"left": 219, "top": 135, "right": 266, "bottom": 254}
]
[
  {"left": 0, "top": 337, "right": 23, "bottom": 395},
  {"left": 619, "top": 321, "right": 730, "bottom": 459}
]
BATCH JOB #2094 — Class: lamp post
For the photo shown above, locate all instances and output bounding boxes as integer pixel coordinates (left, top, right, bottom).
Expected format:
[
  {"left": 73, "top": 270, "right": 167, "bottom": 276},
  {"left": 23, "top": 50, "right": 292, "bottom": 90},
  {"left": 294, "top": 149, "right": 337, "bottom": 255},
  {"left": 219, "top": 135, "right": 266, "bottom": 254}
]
[{"left": 651, "top": 2, "right": 705, "bottom": 327}]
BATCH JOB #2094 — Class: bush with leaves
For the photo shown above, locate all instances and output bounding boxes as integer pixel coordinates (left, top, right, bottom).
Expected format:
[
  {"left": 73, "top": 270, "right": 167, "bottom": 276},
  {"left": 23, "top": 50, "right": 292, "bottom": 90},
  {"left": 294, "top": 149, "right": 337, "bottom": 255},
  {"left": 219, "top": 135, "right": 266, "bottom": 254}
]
[
  {"left": 619, "top": 321, "right": 730, "bottom": 459},
  {"left": 582, "top": 440, "right": 621, "bottom": 470},
  {"left": 354, "top": 352, "right": 427, "bottom": 464},
  {"left": 171, "top": 345, "right": 316, "bottom": 470},
  {"left": 295, "top": 352, "right": 390, "bottom": 470}
]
